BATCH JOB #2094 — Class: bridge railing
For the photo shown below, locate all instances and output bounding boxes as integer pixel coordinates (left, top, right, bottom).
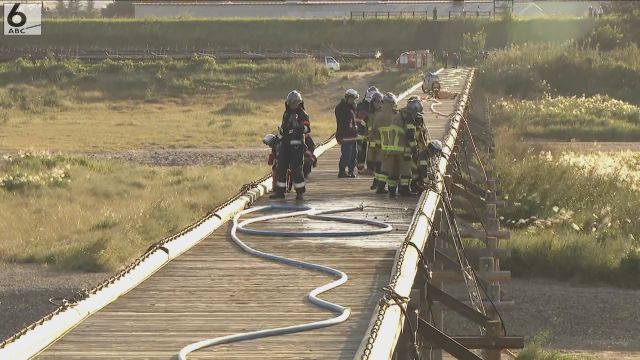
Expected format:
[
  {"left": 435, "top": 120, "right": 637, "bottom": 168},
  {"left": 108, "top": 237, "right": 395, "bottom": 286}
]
[{"left": 355, "top": 69, "right": 475, "bottom": 360}]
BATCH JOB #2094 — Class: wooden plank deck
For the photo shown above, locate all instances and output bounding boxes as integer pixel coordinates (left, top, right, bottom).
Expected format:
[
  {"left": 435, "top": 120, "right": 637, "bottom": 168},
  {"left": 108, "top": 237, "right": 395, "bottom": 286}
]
[{"left": 36, "top": 68, "right": 471, "bottom": 360}]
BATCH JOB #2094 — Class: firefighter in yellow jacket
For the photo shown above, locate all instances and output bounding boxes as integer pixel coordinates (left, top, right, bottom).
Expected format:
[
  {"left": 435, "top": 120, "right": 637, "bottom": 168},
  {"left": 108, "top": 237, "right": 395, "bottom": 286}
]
[
  {"left": 366, "top": 91, "right": 384, "bottom": 190},
  {"left": 378, "top": 95, "right": 422, "bottom": 196},
  {"left": 373, "top": 92, "right": 397, "bottom": 194}
]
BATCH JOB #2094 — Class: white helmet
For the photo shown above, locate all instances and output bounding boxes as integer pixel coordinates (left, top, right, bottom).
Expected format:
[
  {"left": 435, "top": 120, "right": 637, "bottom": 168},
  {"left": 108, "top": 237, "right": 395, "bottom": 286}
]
[
  {"left": 370, "top": 91, "right": 383, "bottom": 103},
  {"left": 382, "top": 92, "right": 397, "bottom": 105},
  {"left": 286, "top": 90, "right": 302, "bottom": 105},
  {"left": 429, "top": 140, "right": 443, "bottom": 153},
  {"left": 367, "top": 86, "right": 379, "bottom": 93},
  {"left": 364, "top": 89, "right": 377, "bottom": 102},
  {"left": 345, "top": 88, "right": 359, "bottom": 99},
  {"left": 263, "top": 134, "right": 277, "bottom": 146}
]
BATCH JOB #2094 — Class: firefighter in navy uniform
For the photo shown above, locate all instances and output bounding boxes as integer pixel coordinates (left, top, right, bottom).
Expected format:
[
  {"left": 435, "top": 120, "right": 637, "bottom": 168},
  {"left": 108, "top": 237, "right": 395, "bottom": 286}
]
[
  {"left": 355, "top": 86, "right": 379, "bottom": 174},
  {"left": 405, "top": 96, "right": 430, "bottom": 194},
  {"left": 335, "top": 88, "right": 360, "bottom": 178},
  {"left": 270, "top": 90, "right": 310, "bottom": 200}
]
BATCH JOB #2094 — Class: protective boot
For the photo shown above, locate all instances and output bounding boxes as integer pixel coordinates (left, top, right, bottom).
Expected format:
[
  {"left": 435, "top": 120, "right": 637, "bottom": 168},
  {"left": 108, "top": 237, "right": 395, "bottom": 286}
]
[
  {"left": 370, "top": 178, "right": 378, "bottom": 190},
  {"left": 295, "top": 191, "right": 304, "bottom": 200},
  {"left": 388, "top": 186, "right": 398, "bottom": 197},
  {"left": 410, "top": 181, "right": 423, "bottom": 195},
  {"left": 376, "top": 181, "right": 388, "bottom": 194},
  {"left": 269, "top": 189, "right": 285, "bottom": 199},
  {"left": 399, "top": 185, "right": 412, "bottom": 197}
]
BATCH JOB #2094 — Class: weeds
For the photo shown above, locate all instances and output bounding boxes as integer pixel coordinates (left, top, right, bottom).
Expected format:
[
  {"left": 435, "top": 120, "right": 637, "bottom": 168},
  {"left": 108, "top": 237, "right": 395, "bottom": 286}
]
[
  {"left": 217, "top": 99, "right": 258, "bottom": 114},
  {"left": 0, "top": 155, "right": 268, "bottom": 271},
  {"left": 494, "top": 134, "right": 640, "bottom": 287},
  {"left": 0, "top": 57, "right": 331, "bottom": 102},
  {"left": 478, "top": 43, "right": 640, "bottom": 104},
  {"left": 517, "top": 332, "right": 593, "bottom": 360},
  {"left": 491, "top": 95, "right": 640, "bottom": 141}
]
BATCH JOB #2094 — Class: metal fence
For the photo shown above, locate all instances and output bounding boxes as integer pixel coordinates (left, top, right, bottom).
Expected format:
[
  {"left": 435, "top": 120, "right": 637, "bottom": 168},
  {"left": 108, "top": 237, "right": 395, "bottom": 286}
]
[{"left": 350, "top": 11, "right": 431, "bottom": 20}]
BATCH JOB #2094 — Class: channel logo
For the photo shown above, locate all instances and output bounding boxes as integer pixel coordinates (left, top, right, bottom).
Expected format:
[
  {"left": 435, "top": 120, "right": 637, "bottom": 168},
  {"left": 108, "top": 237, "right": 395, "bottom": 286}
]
[{"left": 4, "top": 2, "right": 42, "bottom": 35}]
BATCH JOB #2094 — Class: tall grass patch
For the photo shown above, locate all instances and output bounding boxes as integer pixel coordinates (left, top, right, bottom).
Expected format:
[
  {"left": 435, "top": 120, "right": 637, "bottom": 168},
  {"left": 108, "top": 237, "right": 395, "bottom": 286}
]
[
  {"left": 494, "top": 134, "right": 640, "bottom": 287},
  {"left": 491, "top": 95, "right": 640, "bottom": 141},
  {"left": 0, "top": 155, "right": 268, "bottom": 271},
  {"left": 0, "top": 57, "right": 331, "bottom": 101},
  {"left": 478, "top": 43, "right": 640, "bottom": 104},
  {"left": 517, "top": 333, "right": 594, "bottom": 360}
]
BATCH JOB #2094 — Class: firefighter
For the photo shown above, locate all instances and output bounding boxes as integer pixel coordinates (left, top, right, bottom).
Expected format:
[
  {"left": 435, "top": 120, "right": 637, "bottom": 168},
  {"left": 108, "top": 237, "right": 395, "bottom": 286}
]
[
  {"left": 356, "top": 86, "right": 379, "bottom": 174},
  {"left": 405, "top": 96, "right": 430, "bottom": 194},
  {"left": 378, "top": 96, "right": 422, "bottom": 197},
  {"left": 424, "top": 139, "right": 444, "bottom": 184},
  {"left": 374, "top": 92, "right": 399, "bottom": 194},
  {"left": 366, "top": 91, "right": 384, "bottom": 190},
  {"left": 335, "top": 88, "right": 360, "bottom": 178},
  {"left": 263, "top": 133, "right": 281, "bottom": 191},
  {"left": 270, "top": 90, "right": 310, "bottom": 200}
]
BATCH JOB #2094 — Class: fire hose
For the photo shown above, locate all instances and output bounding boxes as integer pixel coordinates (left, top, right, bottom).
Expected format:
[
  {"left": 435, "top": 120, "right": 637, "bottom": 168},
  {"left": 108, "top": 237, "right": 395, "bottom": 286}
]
[{"left": 178, "top": 204, "right": 393, "bottom": 359}]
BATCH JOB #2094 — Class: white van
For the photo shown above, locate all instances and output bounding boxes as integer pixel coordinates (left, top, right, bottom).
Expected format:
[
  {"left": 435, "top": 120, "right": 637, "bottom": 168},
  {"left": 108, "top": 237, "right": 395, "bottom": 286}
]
[{"left": 324, "top": 56, "right": 340, "bottom": 71}]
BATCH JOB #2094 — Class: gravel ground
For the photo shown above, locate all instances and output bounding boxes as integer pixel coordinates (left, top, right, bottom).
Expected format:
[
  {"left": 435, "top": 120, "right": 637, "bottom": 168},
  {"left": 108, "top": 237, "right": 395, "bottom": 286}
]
[
  {"left": 0, "top": 263, "right": 108, "bottom": 342},
  {"left": 79, "top": 148, "right": 270, "bottom": 166},
  {"left": 440, "top": 278, "right": 640, "bottom": 352},
  {"left": 0, "top": 148, "right": 270, "bottom": 167}
]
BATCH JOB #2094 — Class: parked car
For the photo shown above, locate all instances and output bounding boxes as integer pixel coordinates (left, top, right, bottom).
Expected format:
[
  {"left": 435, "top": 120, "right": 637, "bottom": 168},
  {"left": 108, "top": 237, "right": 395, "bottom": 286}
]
[{"left": 324, "top": 56, "right": 340, "bottom": 71}]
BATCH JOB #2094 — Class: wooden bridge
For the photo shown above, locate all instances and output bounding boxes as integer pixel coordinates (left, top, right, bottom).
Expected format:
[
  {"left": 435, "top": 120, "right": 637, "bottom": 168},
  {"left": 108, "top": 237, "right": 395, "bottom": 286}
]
[{"left": 1, "top": 68, "right": 522, "bottom": 359}]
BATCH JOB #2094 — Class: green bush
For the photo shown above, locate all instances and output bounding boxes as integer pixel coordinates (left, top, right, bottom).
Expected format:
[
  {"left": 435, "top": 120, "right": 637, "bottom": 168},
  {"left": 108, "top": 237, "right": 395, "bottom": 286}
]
[
  {"left": 478, "top": 43, "right": 640, "bottom": 104},
  {"left": 587, "top": 24, "right": 624, "bottom": 51},
  {"left": 218, "top": 99, "right": 258, "bottom": 114},
  {"left": 494, "top": 137, "right": 640, "bottom": 287},
  {"left": 0, "top": 151, "right": 72, "bottom": 192},
  {"left": 461, "top": 30, "right": 486, "bottom": 61},
  {"left": 517, "top": 333, "right": 592, "bottom": 360}
]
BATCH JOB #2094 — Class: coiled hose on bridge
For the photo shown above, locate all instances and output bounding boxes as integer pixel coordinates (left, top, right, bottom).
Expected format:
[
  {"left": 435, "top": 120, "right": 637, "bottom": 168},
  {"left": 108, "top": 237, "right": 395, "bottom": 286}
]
[{"left": 178, "top": 204, "right": 393, "bottom": 360}]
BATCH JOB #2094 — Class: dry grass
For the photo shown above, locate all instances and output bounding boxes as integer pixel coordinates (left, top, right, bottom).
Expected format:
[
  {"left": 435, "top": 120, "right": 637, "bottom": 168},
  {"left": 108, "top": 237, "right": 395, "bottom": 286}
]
[
  {"left": 0, "top": 153, "right": 268, "bottom": 271},
  {"left": 0, "top": 93, "right": 338, "bottom": 151},
  {"left": 0, "top": 65, "right": 415, "bottom": 152},
  {"left": 0, "top": 59, "right": 414, "bottom": 273},
  {"left": 493, "top": 133, "right": 640, "bottom": 287}
]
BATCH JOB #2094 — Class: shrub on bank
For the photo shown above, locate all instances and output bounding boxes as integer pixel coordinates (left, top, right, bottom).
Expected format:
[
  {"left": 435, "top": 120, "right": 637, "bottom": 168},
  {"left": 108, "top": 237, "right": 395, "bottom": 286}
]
[
  {"left": 491, "top": 94, "right": 640, "bottom": 141},
  {"left": 494, "top": 135, "right": 640, "bottom": 287}
]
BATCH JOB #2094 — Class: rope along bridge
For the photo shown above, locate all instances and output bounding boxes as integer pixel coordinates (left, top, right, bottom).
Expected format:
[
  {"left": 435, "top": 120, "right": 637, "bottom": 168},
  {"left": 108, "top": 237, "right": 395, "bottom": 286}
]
[{"left": 0, "top": 68, "right": 523, "bottom": 359}]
